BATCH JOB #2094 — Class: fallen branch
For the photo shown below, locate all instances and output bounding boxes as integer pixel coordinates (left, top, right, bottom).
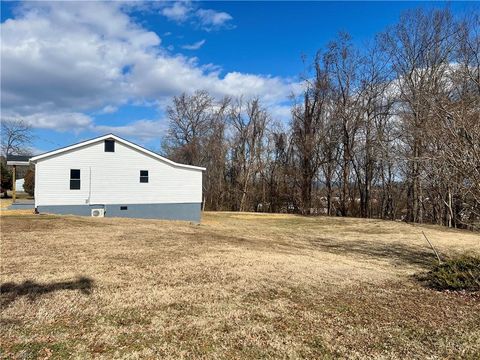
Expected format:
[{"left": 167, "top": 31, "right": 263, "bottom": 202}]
[{"left": 422, "top": 231, "right": 442, "bottom": 264}]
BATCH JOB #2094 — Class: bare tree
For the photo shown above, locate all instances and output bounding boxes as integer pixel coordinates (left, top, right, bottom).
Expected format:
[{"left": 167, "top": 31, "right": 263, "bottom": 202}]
[
  {"left": 1, "top": 119, "right": 33, "bottom": 156},
  {"left": 202, "top": 97, "right": 230, "bottom": 210},
  {"left": 350, "top": 42, "right": 394, "bottom": 217},
  {"left": 264, "top": 126, "right": 293, "bottom": 212},
  {"left": 163, "top": 90, "right": 231, "bottom": 210},
  {"left": 228, "top": 98, "right": 269, "bottom": 211},
  {"left": 380, "top": 8, "right": 457, "bottom": 223},
  {"left": 291, "top": 54, "right": 332, "bottom": 214},
  {"left": 163, "top": 90, "right": 215, "bottom": 166},
  {"left": 426, "top": 14, "right": 480, "bottom": 228},
  {"left": 325, "top": 33, "right": 363, "bottom": 216}
]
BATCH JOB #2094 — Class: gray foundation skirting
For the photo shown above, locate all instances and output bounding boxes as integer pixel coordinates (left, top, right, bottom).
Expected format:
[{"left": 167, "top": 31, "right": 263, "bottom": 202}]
[
  {"left": 36, "top": 203, "right": 201, "bottom": 222},
  {"left": 8, "top": 203, "right": 35, "bottom": 210}
]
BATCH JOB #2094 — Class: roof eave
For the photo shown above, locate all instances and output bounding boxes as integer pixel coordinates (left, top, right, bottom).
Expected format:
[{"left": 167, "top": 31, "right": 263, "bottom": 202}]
[{"left": 6, "top": 161, "right": 31, "bottom": 166}]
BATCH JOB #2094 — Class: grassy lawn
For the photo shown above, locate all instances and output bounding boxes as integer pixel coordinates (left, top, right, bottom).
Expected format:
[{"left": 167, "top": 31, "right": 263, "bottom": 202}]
[{"left": 1, "top": 212, "right": 479, "bottom": 359}]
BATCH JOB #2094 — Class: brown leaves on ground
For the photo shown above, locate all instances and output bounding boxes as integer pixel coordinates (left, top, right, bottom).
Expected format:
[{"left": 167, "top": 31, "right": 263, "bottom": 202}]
[{"left": 1, "top": 212, "right": 479, "bottom": 359}]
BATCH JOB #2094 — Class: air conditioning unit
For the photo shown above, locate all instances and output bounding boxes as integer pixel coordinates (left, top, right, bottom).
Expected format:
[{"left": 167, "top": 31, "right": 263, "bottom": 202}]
[{"left": 91, "top": 208, "right": 105, "bottom": 217}]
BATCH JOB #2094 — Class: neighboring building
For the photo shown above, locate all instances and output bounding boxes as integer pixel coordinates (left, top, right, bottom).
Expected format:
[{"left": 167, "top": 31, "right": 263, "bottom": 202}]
[
  {"left": 29, "top": 134, "right": 205, "bottom": 222},
  {"left": 6, "top": 155, "right": 31, "bottom": 200},
  {"left": 15, "top": 178, "right": 25, "bottom": 192},
  {"left": 4, "top": 156, "right": 28, "bottom": 193}
]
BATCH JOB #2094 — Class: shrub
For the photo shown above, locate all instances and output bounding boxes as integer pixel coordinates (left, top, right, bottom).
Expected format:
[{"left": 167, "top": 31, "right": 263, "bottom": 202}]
[
  {"left": 417, "top": 256, "right": 480, "bottom": 292},
  {"left": 23, "top": 168, "right": 35, "bottom": 196}
]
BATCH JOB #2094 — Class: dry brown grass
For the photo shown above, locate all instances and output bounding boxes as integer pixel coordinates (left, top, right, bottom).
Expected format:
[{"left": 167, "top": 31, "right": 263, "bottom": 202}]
[{"left": 1, "top": 211, "right": 479, "bottom": 359}]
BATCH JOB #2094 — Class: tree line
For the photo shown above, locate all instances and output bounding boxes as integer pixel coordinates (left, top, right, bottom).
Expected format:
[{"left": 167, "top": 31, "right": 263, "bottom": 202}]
[{"left": 162, "top": 8, "right": 480, "bottom": 229}]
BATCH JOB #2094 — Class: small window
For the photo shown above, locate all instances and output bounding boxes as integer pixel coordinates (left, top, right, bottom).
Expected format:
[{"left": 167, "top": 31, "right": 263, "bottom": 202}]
[
  {"left": 120, "top": 206, "right": 128, "bottom": 210},
  {"left": 140, "top": 170, "right": 149, "bottom": 183},
  {"left": 105, "top": 139, "right": 115, "bottom": 152},
  {"left": 70, "top": 169, "right": 81, "bottom": 190}
]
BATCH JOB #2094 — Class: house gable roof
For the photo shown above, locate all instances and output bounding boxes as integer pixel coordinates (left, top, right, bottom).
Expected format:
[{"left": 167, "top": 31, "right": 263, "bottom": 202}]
[{"left": 29, "top": 134, "right": 206, "bottom": 171}]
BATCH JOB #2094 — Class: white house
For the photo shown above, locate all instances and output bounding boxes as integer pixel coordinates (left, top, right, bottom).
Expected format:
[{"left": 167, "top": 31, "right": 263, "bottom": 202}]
[{"left": 29, "top": 134, "right": 205, "bottom": 222}]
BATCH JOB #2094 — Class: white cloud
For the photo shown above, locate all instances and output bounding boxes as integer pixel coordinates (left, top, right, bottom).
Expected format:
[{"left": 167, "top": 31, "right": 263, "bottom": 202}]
[
  {"left": 1, "top": 1, "right": 298, "bottom": 135},
  {"left": 181, "top": 39, "right": 206, "bottom": 50},
  {"left": 196, "top": 9, "right": 233, "bottom": 30},
  {"left": 270, "top": 104, "right": 293, "bottom": 122},
  {"left": 2, "top": 112, "right": 93, "bottom": 132},
  {"left": 159, "top": 2, "right": 233, "bottom": 31},
  {"left": 99, "top": 105, "right": 118, "bottom": 114},
  {"left": 161, "top": 2, "right": 191, "bottom": 22},
  {"left": 94, "top": 119, "right": 168, "bottom": 141},
  {"left": 1, "top": 1, "right": 159, "bottom": 115}
]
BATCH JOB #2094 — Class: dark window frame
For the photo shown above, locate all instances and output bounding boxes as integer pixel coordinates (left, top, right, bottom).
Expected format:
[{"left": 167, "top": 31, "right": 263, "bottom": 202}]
[
  {"left": 140, "top": 170, "right": 149, "bottom": 183},
  {"left": 120, "top": 206, "right": 128, "bottom": 210},
  {"left": 104, "top": 139, "right": 115, "bottom": 152},
  {"left": 70, "top": 169, "right": 81, "bottom": 190}
]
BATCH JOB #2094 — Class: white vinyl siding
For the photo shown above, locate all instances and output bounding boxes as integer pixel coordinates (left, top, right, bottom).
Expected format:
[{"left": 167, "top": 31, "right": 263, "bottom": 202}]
[{"left": 34, "top": 140, "right": 203, "bottom": 206}]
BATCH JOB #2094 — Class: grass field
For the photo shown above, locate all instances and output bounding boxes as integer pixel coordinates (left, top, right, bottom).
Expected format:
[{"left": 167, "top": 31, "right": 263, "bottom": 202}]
[{"left": 1, "top": 211, "right": 479, "bottom": 359}]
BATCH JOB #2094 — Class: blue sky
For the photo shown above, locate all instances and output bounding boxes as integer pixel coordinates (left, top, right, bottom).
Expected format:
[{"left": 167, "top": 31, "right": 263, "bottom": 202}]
[{"left": 1, "top": 1, "right": 478, "bottom": 154}]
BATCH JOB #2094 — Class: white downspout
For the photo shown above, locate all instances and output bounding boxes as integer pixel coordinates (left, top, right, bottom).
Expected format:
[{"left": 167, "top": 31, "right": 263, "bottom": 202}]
[{"left": 87, "top": 166, "right": 92, "bottom": 205}]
